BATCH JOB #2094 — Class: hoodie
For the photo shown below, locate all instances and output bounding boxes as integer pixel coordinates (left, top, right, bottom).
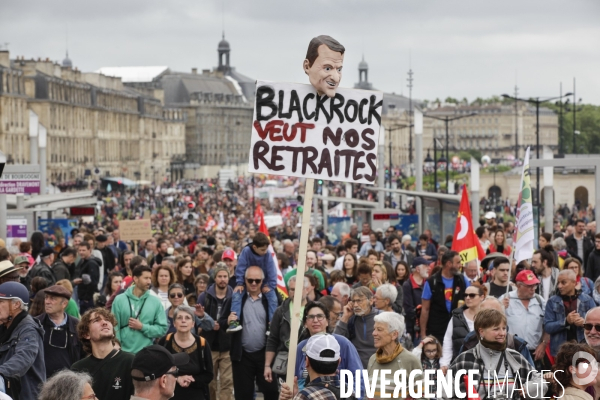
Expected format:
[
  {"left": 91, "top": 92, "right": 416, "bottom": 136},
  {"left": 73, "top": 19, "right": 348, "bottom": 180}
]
[
  {"left": 112, "top": 285, "right": 168, "bottom": 353},
  {"left": 0, "top": 312, "right": 46, "bottom": 400},
  {"left": 235, "top": 244, "right": 277, "bottom": 289}
]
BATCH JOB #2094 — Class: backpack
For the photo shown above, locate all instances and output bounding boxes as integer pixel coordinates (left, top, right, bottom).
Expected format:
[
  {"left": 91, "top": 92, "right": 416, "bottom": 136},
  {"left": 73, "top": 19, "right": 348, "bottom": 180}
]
[
  {"left": 305, "top": 380, "right": 356, "bottom": 400},
  {"left": 165, "top": 332, "right": 206, "bottom": 360}
]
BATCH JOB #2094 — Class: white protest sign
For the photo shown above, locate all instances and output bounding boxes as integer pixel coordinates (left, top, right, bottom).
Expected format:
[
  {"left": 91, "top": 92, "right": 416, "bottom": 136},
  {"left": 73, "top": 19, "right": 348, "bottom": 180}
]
[{"left": 248, "top": 81, "right": 383, "bottom": 184}]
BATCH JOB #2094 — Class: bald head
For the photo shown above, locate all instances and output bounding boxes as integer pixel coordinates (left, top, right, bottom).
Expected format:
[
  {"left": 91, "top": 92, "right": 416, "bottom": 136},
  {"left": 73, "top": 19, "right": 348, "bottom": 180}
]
[{"left": 479, "top": 296, "right": 505, "bottom": 314}]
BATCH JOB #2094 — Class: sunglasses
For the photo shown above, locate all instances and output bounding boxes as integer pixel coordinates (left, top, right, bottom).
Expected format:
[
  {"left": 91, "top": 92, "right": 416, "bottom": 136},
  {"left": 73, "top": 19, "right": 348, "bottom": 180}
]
[
  {"left": 164, "top": 368, "right": 180, "bottom": 377},
  {"left": 584, "top": 324, "right": 600, "bottom": 332},
  {"left": 246, "top": 279, "right": 262, "bottom": 285},
  {"left": 169, "top": 293, "right": 184, "bottom": 299},
  {"left": 465, "top": 293, "right": 480, "bottom": 299}
]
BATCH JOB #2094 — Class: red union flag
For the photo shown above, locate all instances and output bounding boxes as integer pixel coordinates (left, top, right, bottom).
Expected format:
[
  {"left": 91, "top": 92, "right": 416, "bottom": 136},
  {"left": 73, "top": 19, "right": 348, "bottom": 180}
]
[{"left": 452, "top": 185, "right": 485, "bottom": 264}]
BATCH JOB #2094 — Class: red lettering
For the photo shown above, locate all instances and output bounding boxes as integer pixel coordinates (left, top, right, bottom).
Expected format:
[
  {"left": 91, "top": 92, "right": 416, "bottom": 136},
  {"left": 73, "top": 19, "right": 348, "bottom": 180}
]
[
  {"left": 282, "top": 123, "right": 295, "bottom": 141},
  {"left": 253, "top": 120, "right": 269, "bottom": 140},
  {"left": 294, "top": 123, "right": 316, "bottom": 144},
  {"left": 269, "top": 120, "right": 284, "bottom": 142}
]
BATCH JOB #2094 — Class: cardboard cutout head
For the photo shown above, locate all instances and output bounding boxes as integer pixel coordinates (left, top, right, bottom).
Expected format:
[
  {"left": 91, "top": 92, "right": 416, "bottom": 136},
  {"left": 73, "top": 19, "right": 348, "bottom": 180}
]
[{"left": 303, "top": 35, "right": 345, "bottom": 98}]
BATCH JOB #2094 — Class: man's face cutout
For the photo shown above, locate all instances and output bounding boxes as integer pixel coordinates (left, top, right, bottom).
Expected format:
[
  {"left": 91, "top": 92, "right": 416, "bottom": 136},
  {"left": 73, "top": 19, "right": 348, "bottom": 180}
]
[{"left": 304, "top": 44, "right": 344, "bottom": 98}]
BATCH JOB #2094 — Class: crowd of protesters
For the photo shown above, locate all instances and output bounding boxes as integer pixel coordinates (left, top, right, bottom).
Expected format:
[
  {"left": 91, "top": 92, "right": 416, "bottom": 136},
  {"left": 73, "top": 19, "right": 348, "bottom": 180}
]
[{"left": 0, "top": 176, "right": 599, "bottom": 400}]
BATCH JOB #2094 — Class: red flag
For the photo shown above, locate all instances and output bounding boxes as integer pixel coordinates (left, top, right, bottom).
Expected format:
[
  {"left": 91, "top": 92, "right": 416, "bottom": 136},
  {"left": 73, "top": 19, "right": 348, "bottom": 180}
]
[
  {"left": 254, "top": 204, "right": 264, "bottom": 225},
  {"left": 452, "top": 185, "right": 485, "bottom": 263},
  {"left": 464, "top": 375, "right": 481, "bottom": 400}
]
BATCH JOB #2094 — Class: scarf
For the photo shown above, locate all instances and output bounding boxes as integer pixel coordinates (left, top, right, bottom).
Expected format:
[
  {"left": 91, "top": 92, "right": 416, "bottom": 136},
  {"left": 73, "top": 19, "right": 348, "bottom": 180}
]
[
  {"left": 375, "top": 342, "right": 404, "bottom": 364},
  {"left": 0, "top": 310, "right": 28, "bottom": 344},
  {"left": 480, "top": 337, "right": 507, "bottom": 352}
]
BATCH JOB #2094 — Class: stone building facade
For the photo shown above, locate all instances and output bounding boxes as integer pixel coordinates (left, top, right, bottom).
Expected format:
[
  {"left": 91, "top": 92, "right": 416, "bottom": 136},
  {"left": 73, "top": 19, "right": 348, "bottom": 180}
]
[{"left": 0, "top": 49, "right": 186, "bottom": 187}]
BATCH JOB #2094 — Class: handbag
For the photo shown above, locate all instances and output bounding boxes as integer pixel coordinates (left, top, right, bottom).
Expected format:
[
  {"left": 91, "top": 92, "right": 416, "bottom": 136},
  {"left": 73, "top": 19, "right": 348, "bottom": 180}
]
[{"left": 271, "top": 351, "right": 288, "bottom": 375}]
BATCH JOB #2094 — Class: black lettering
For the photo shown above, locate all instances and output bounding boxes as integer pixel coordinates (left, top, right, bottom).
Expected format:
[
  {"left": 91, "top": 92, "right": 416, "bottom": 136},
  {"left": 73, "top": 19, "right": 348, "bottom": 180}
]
[
  {"left": 256, "top": 86, "right": 277, "bottom": 121},
  {"left": 345, "top": 129, "right": 359, "bottom": 148},
  {"left": 317, "top": 148, "right": 333, "bottom": 177},
  {"left": 352, "top": 151, "right": 365, "bottom": 181},
  {"left": 252, "top": 141, "right": 271, "bottom": 169},
  {"left": 334, "top": 149, "right": 341, "bottom": 176},
  {"left": 278, "top": 90, "right": 292, "bottom": 119},
  {"left": 368, "top": 95, "right": 383, "bottom": 125},
  {"left": 358, "top": 98, "right": 369, "bottom": 124},
  {"left": 289, "top": 146, "right": 301, "bottom": 173},
  {"left": 315, "top": 94, "right": 331, "bottom": 123},
  {"left": 302, "top": 147, "right": 319, "bottom": 174},
  {"left": 361, "top": 128, "right": 376, "bottom": 150},
  {"left": 344, "top": 99, "right": 358, "bottom": 122},
  {"left": 365, "top": 153, "right": 377, "bottom": 182},
  {"left": 329, "top": 93, "right": 345, "bottom": 124},
  {"left": 323, "top": 127, "right": 343, "bottom": 146},
  {"left": 270, "top": 146, "right": 285, "bottom": 171},
  {"left": 303, "top": 93, "right": 316, "bottom": 120},
  {"left": 338, "top": 149, "right": 357, "bottom": 178},
  {"left": 289, "top": 90, "right": 303, "bottom": 123}
]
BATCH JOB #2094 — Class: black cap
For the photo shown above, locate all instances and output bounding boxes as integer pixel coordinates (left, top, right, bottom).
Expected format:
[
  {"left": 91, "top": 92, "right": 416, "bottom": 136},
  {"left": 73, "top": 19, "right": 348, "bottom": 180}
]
[
  {"left": 131, "top": 345, "right": 189, "bottom": 381},
  {"left": 96, "top": 234, "right": 108, "bottom": 243},
  {"left": 412, "top": 257, "right": 430, "bottom": 268},
  {"left": 40, "top": 247, "right": 54, "bottom": 258}
]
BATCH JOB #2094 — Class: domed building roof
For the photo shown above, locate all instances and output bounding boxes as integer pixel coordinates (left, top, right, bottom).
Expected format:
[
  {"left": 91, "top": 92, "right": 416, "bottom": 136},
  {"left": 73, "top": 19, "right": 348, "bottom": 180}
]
[
  {"left": 62, "top": 51, "right": 72, "bottom": 68},
  {"left": 218, "top": 34, "right": 230, "bottom": 51},
  {"left": 359, "top": 56, "right": 368, "bottom": 70}
]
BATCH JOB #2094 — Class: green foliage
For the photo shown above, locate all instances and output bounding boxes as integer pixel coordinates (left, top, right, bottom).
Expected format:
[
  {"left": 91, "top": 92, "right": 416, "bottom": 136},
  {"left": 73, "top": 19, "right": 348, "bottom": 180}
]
[
  {"left": 543, "top": 102, "right": 600, "bottom": 155},
  {"left": 456, "top": 149, "right": 482, "bottom": 162},
  {"left": 445, "top": 97, "right": 459, "bottom": 104}
]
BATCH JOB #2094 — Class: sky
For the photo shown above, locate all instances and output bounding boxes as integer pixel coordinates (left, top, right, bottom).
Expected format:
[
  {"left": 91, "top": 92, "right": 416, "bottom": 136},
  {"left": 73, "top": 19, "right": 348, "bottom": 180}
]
[{"left": 1, "top": 0, "right": 599, "bottom": 104}]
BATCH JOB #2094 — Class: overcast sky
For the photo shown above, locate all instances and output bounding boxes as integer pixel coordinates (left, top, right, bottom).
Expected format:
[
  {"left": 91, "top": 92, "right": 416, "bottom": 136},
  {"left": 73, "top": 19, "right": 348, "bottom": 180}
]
[{"left": 2, "top": 0, "right": 599, "bottom": 104}]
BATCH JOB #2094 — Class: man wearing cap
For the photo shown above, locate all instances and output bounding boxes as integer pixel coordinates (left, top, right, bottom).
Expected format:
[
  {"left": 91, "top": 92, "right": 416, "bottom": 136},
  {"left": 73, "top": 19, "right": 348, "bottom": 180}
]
[
  {"left": 0, "top": 260, "right": 22, "bottom": 285},
  {"left": 500, "top": 270, "right": 548, "bottom": 368},
  {"left": 280, "top": 334, "right": 345, "bottom": 400},
  {"left": 485, "top": 211, "right": 497, "bottom": 227},
  {"left": 28, "top": 246, "right": 57, "bottom": 286},
  {"left": 197, "top": 264, "right": 234, "bottom": 400},
  {"left": 13, "top": 255, "right": 31, "bottom": 287},
  {"left": 221, "top": 249, "right": 238, "bottom": 288},
  {"left": 52, "top": 246, "right": 77, "bottom": 281},
  {"left": 0, "top": 281, "right": 46, "bottom": 399},
  {"left": 402, "top": 257, "right": 429, "bottom": 345},
  {"left": 35, "top": 284, "right": 82, "bottom": 377},
  {"left": 130, "top": 344, "right": 189, "bottom": 400}
]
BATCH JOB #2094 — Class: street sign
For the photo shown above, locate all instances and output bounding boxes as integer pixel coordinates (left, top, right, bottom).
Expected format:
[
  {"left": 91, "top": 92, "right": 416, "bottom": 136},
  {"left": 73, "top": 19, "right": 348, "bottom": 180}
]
[
  {"left": 0, "top": 172, "right": 41, "bottom": 194},
  {"left": 6, "top": 217, "right": 27, "bottom": 242}
]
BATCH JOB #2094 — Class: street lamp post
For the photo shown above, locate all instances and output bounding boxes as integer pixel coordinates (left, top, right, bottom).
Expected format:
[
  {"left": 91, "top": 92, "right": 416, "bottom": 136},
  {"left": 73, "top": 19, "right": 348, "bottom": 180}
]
[
  {"left": 424, "top": 112, "right": 477, "bottom": 193},
  {"left": 501, "top": 92, "right": 572, "bottom": 229},
  {"left": 386, "top": 124, "right": 412, "bottom": 206}
]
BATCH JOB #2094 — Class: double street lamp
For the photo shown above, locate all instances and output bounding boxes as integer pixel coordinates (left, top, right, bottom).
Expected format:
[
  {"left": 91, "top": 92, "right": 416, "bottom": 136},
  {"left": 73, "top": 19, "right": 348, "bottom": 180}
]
[
  {"left": 423, "top": 112, "right": 477, "bottom": 193},
  {"left": 501, "top": 92, "right": 572, "bottom": 227}
]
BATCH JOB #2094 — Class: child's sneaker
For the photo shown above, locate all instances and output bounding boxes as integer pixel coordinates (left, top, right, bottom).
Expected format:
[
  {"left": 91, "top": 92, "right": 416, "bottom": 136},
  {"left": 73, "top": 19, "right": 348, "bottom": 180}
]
[{"left": 226, "top": 321, "right": 242, "bottom": 333}]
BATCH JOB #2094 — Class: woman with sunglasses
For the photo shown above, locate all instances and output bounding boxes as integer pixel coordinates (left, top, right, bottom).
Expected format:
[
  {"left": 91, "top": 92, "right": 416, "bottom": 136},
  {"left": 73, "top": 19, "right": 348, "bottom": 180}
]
[
  {"left": 551, "top": 342, "right": 598, "bottom": 400},
  {"left": 165, "top": 283, "right": 214, "bottom": 335},
  {"left": 440, "top": 283, "right": 486, "bottom": 371},
  {"left": 293, "top": 302, "right": 364, "bottom": 394},
  {"left": 565, "top": 257, "right": 594, "bottom": 296},
  {"left": 158, "top": 305, "right": 214, "bottom": 400}
]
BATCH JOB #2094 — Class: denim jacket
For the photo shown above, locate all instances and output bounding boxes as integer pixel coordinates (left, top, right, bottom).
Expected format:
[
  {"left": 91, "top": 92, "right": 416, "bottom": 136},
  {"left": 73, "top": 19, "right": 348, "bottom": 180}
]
[{"left": 544, "top": 293, "right": 596, "bottom": 356}]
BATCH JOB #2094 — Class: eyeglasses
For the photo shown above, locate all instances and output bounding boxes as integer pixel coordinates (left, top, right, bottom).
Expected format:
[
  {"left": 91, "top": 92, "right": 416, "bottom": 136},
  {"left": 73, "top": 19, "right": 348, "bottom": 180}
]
[
  {"left": 306, "top": 314, "right": 326, "bottom": 321},
  {"left": 332, "top": 312, "right": 344, "bottom": 318},
  {"left": 465, "top": 293, "right": 480, "bottom": 299},
  {"left": 350, "top": 298, "right": 367, "bottom": 303},
  {"left": 424, "top": 350, "right": 438, "bottom": 355},
  {"left": 246, "top": 279, "right": 262, "bottom": 285},
  {"left": 169, "top": 293, "right": 184, "bottom": 299},
  {"left": 164, "top": 368, "right": 180, "bottom": 377},
  {"left": 583, "top": 324, "right": 600, "bottom": 332}
]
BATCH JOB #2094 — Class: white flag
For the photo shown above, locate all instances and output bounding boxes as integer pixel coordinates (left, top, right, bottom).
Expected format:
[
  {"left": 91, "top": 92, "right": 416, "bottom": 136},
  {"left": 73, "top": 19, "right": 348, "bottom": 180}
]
[{"left": 514, "top": 147, "right": 535, "bottom": 263}]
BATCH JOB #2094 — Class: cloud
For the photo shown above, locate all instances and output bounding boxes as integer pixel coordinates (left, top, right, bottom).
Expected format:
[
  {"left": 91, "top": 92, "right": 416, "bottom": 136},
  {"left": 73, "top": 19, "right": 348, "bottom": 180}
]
[{"left": 1, "top": 0, "right": 599, "bottom": 103}]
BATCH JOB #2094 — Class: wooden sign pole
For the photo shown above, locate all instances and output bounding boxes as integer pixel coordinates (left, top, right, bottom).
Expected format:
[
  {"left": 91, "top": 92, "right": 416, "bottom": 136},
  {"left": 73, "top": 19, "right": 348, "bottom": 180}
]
[{"left": 285, "top": 177, "right": 315, "bottom": 389}]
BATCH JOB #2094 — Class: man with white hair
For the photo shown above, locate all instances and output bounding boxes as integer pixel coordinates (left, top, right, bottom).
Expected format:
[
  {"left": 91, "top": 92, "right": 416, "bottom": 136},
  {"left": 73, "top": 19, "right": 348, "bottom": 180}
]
[
  {"left": 583, "top": 307, "right": 600, "bottom": 352},
  {"left": 545, "top": 269, "right": 596, "bottom": 357},
  {"left": 462, "top": 260, "right": 480, "bottom": 285},
  {"left": 0, "top": 281, "right": 46, "bottom": 399},
  {"left": 330, "top": 282, "right": 350, "bottom": 306}
]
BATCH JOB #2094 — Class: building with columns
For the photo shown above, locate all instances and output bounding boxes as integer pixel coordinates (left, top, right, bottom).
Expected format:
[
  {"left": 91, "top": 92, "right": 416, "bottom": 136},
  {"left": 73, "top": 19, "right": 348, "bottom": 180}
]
[{"left": 0, "top": 49, "right": 187, "bottom": 187}]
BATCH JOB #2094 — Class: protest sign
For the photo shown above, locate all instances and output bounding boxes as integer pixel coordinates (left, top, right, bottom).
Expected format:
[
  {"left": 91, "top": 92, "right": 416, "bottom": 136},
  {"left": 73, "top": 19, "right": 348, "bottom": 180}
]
[
  {"left": 248, "top": 80, "right": 383, "bottom": 184},
  {"left": 119, "top": 219, "right": 152, "bottom": 241}
]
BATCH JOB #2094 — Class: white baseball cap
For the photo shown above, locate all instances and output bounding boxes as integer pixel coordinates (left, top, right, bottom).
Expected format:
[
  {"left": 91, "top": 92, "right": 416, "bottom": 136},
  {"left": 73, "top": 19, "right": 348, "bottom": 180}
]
[
  {"left": 485, "top": 211, "right": 497, "bottom": 220},
  {"left": 304, "top": 334, "right": 340, "bottom": 362}
]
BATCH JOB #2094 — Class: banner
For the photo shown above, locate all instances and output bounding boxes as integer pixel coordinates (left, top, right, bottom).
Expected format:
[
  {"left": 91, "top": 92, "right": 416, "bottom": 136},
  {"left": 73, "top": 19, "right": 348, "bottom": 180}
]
[
  {"left": 513, "top": 147, "right": 535, "bottom": 263},
  {"left": 119, "top": 219, "right": 152, "bottom": 241},
  {"left": 248, "top": 81, "right": 383, "bottom": 184}
]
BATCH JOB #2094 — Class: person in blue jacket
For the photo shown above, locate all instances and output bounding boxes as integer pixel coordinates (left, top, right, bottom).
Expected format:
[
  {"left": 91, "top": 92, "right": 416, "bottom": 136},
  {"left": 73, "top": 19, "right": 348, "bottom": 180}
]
[
  {"left": 294, "top": 302, "right": 364, "bottom": 397},
  {"left": 227, "top": 232, "right": 278, "bottom": 333}
]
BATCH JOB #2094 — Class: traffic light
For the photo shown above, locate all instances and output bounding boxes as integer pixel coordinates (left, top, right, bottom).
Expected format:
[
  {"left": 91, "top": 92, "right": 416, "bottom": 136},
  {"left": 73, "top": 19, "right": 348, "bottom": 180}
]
[
  {"left": 317, "top": 179, "right": 323, "bottom": 185},
  {"left": 297, "top": 205, "right": 303, "bottom": 213}
]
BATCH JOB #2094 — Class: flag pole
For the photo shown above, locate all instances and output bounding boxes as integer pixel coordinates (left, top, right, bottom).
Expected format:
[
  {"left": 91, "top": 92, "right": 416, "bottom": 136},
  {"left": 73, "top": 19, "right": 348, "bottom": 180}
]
[{"left": 285, "top": 178, "right": 314, "bottom": 389}]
